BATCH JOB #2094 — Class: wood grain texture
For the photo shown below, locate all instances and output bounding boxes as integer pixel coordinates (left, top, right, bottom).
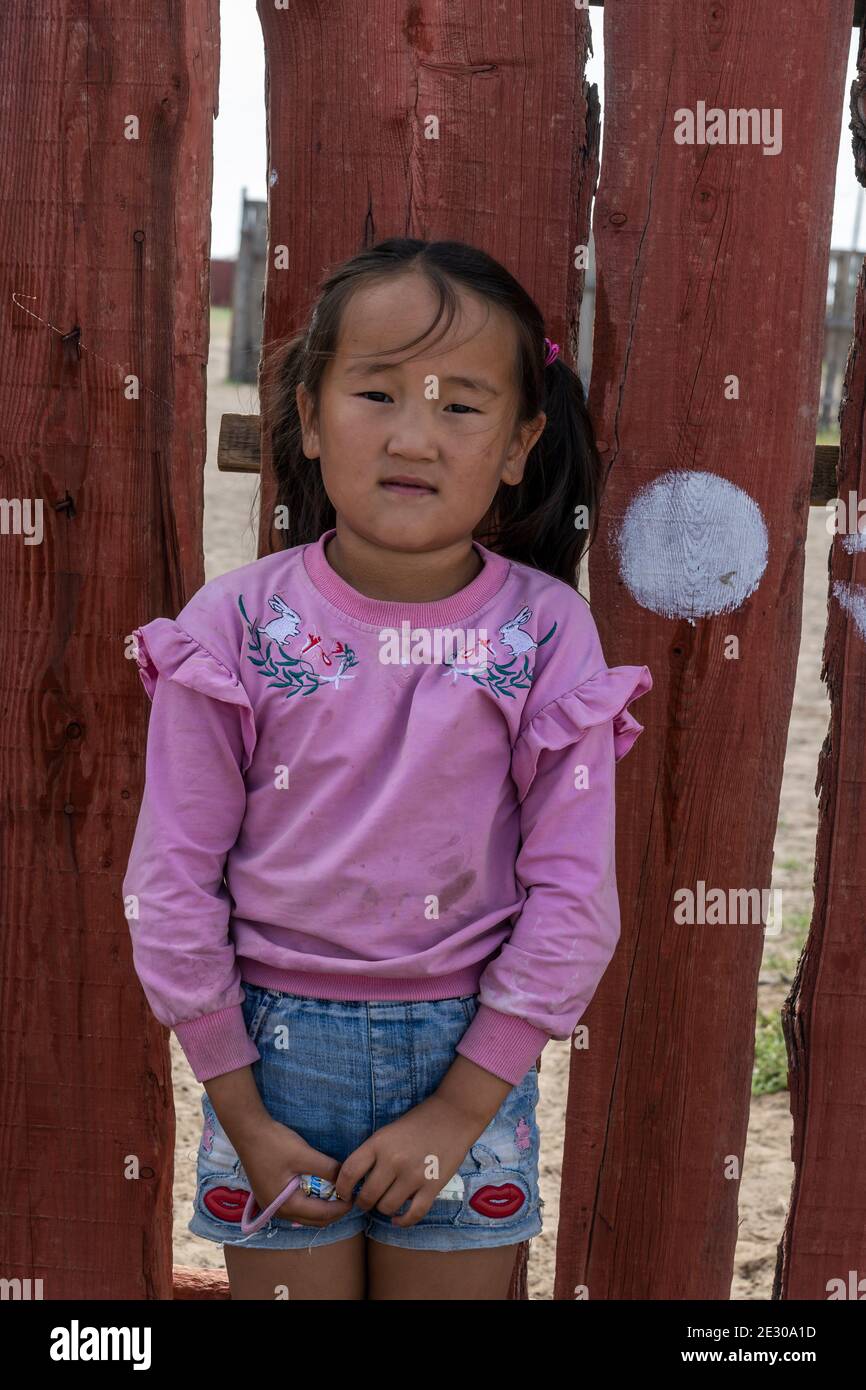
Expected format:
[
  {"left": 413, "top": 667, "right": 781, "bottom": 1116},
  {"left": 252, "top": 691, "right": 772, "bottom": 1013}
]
[
  {"left": 173, "top": 1264, "right": 231, "bottom": 1299},
  {"left": 554, "top": 0, "right": 851, "bottom": 1300},
  {"left": 0, "top": 0, "right": 219, "bottom": 1299},
  {"left": 253, "top": 0, "right": 598, "bottom": 1299},
  {"left": 776, "top": 16, "right": 866, "bottom": 1301}
]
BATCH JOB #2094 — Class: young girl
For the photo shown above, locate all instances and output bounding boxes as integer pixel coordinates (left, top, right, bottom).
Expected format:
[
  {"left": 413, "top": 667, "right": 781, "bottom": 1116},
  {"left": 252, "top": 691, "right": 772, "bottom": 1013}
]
[{"left": 123, "top": 237, "right": 652, "bottom": 1301}]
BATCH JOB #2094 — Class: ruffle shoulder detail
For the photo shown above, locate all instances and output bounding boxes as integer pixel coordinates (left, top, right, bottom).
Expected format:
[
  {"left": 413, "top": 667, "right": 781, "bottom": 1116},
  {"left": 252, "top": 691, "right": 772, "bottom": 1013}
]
[
  {"left": 512, "top": 664, "right": 652, "bottom": 793},
  {"left": 132, "top": 617, "right": 257, "bottom": 772}
]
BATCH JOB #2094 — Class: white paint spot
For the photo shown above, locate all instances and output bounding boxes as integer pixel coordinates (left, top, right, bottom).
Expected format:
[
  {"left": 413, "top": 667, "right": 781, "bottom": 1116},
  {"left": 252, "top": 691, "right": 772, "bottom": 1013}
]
[
  {"left": 614, "top": 470, "right": 769, "bottom": 621},
  {"left": 832, "top": 580, "right": 866, "bottom": 639},
  {"left": 840, "top": 531, "right": 866, "bottom": 554}
]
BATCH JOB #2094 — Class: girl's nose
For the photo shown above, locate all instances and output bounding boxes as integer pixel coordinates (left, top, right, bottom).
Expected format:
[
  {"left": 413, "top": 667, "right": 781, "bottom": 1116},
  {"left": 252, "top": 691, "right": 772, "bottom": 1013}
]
[
  {"left": 385, "top": 435, "right": 439, "bottom": 462},
  {"left": 384, "top": 407, "right": 439, "bottom": 460}
]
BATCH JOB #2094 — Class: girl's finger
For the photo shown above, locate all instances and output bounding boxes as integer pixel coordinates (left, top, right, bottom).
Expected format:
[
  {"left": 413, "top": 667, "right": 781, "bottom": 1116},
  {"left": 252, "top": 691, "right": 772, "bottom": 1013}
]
[
  {"left": 334, "top": 1143, "right": 375, "bottom": 1199},
  {"left": 370, "top": 1175, "right": 418, "bottom": 1220},
  {"left": 389, "top": 1191, "right": 430, "bottom": 1228},
  {"left": 278, "top": 1191, "right": 354, "bottom": 1226}
]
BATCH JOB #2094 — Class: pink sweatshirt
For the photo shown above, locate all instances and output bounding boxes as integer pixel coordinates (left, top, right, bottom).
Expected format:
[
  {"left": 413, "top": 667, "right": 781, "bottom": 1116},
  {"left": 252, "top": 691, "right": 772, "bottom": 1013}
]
[{"left": 123, "top": 527, "right": 652, "bottom": 1086}]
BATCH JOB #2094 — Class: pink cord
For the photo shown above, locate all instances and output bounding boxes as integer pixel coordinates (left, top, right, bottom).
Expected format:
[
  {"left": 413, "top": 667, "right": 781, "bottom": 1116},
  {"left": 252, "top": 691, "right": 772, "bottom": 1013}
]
[{"left": 240, "top": 1173, "right": 302, "bottom": 1234}]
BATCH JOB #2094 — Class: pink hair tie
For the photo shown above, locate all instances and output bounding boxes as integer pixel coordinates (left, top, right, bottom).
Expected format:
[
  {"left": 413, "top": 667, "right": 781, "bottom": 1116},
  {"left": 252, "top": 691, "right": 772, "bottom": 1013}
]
[
  {"left": 543, "top": 337, "right": 560, "bottom": 367},
  {"left": 241, "top": 1173, "right": 302, "bottom": 1234}
]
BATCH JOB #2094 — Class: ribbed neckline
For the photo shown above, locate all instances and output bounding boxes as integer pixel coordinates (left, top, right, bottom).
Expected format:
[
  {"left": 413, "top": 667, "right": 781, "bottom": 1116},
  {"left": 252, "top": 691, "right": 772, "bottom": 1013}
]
[{"left": 303, "top": 527, "right": 510, "bottom": 627}]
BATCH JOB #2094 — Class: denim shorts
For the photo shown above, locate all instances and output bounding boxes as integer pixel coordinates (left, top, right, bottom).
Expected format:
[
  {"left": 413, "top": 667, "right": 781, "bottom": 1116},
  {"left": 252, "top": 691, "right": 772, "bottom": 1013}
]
[{"left": 188, "top": 983, "right": 544, "bottom": 1252}]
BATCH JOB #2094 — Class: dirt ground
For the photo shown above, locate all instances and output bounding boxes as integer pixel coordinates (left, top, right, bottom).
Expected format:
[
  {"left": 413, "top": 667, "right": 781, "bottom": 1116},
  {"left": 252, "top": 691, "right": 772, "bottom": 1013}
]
[{"left": 170, "top": 311, "right": 828, "bottom": 1299}]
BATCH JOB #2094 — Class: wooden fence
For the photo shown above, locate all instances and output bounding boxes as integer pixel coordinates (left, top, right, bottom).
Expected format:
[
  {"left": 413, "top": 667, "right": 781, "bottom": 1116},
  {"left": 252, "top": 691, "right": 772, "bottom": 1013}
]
[{"left": 1, "top": 0, "right": 862, "bottom": 1301}]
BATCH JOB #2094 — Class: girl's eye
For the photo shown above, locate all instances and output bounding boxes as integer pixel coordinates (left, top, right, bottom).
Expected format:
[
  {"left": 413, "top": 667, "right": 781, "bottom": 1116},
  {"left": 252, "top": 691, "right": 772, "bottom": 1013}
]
[{"left": 356, "top": 392, "right": 478, "bottom": 414}]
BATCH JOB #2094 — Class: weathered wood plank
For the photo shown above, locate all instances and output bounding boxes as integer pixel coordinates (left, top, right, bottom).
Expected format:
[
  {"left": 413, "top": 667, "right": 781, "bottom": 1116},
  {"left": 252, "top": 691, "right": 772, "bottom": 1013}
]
[
  {"left": 217, "top": 413, "right": 261, "bottom": 474},
  {"left": 254, "top": 0, "right": 598, "bottom": 1298},
  {"left": 775, "top": 21, "right": 866, "bottom": 1300},
  {"left": 173, "top": 1265, "right": 231, "bottom": 1300},
  {"left": 0, "top": 0, "right": 219, "bottom": 1299},
  {"left": 554, "top": 0, "right": 852, "bottom": 1300}
]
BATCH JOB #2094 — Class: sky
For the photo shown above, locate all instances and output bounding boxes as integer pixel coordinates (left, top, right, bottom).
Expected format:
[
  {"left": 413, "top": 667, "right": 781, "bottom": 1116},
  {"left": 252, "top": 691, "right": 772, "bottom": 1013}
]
[{"left": 212, "top": 3, "right": 866, "bottom": 260}]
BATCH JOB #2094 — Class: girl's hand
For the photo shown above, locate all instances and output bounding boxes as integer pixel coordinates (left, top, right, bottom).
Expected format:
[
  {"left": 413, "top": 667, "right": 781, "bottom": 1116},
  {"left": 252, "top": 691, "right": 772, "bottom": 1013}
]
[
  {"left": 233, "top": 1117, "right": 356, "bottom": 1228},
  {"left": 333, "top": 1094, "right": 482, "bottom": 1228}
]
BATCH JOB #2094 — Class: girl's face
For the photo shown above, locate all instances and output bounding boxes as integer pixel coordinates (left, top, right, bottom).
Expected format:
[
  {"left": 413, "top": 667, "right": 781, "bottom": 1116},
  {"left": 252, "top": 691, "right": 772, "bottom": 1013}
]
[{"left": 296, "top": 271, "right": 546, "bottom": 553}]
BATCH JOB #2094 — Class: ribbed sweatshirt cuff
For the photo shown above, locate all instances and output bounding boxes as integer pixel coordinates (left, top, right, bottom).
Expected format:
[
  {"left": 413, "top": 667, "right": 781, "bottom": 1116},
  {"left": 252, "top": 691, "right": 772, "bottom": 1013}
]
[
  {"left": 455, "top": 1004, "right": 549, "bottom": 1085},
  {"left": 173, "top": 1004, "right": 262, "bottom": 1082}
]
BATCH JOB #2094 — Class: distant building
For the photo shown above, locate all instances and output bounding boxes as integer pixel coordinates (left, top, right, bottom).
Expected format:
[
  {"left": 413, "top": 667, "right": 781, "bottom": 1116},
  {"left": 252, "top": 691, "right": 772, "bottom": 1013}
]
[
  {"left": 228, "top": 189, "right": 267, "bottom": 384},
  {"left": 820, "top": 248, "right": 862, "bottom": 433}
]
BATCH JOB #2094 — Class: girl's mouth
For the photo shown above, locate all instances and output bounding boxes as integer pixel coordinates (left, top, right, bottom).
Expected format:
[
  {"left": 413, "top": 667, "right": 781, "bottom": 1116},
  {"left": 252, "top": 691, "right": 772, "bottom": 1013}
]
[{"left": 379, "top": 479, "right": 437, "bottom": 496}]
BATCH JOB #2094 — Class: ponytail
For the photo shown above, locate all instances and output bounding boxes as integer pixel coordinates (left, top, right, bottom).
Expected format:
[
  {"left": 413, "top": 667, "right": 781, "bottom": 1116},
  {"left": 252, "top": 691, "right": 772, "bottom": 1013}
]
[{"left": 474, "top": 353, "right": 602, "bottom": 588}]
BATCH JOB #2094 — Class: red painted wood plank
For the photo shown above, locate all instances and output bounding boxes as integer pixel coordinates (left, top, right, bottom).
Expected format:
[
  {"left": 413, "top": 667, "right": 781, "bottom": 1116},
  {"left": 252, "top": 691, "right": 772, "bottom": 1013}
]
[
  {"left": 255, "top": 0, "right": 597, "bottom": 554},
  {"left": 776, "top": 21, "right": 866, "bottom": 1299},
  {"left": 173, "top": 1265, "right": 231, "bottom": 1300},
  {"left": 0, "top": 0, "right": 219, "bottom": 1299},
  {"left": 253, "top": 0, "right": 598, "bottom": 1298},
  {"left": 555, "top": 0, "right": 851, "bottom": 1300}
]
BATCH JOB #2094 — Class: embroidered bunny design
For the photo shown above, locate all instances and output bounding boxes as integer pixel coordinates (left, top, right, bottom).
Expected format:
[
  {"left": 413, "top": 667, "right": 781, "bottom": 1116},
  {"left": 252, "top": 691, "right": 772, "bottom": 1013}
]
[
  {"left": 238, "top": 593, "right": 359, "bottom": 697},
  {"left": 498, "top": 606, "right": 537, "bottom": 657},
  {"left": 444, "top": 603, "right": 557, "bottom": 699},
  {"left": 257, "top": 595, "right": 301, "bottom": 645}
]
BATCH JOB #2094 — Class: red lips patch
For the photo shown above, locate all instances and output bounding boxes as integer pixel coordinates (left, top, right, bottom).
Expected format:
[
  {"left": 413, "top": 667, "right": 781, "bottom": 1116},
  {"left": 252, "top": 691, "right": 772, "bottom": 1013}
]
[
  {"left": 203, "top": 1185, "right": 250, "bottom": 1223},
  {"left": 468, "top": 1182, "right": 526, "bottom": 1219}
]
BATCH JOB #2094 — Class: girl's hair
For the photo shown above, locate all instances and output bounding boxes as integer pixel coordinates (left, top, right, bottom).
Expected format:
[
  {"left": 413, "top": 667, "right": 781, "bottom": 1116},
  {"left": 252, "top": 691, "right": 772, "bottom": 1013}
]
[{"left": 258, "top": 238, "right": 602, "bottom": 586}]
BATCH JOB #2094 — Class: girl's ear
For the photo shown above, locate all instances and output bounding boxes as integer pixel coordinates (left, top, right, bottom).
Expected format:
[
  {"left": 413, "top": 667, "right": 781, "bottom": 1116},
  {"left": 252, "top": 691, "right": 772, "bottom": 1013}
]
[
  {"left": 296, "top": 382, "right": 321, "bottom": 459},
  {"left": 501, "top": 411, "right": 546, "bottom": 485}
]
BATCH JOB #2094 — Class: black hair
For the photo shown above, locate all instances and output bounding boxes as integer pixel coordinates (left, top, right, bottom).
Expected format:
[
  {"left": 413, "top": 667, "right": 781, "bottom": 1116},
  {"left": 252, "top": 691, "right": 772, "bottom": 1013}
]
[{"left": 258, "top": 237, "right": 602, "bottom": 586}]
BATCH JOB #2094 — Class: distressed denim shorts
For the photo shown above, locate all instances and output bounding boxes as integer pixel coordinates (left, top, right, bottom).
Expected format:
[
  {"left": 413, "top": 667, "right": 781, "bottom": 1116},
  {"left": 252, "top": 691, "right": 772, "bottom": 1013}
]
[{"left": 188, "top": 983, "right": 544, "bottom": 1252}]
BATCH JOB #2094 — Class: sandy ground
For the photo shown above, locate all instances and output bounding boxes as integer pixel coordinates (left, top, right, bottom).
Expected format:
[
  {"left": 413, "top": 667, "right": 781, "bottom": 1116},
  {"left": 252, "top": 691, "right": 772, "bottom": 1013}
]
[{"left": 170, "top": 310, "right": 829, "bottom": 1298}]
